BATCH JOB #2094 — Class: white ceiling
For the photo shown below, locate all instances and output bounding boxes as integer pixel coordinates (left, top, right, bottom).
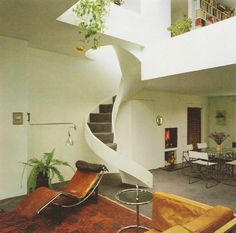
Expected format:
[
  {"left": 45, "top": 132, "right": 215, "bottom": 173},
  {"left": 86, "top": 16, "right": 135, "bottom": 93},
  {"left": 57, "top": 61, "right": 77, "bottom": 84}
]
[
  {"left": 1, "top": 0, "right": 236, "bottom": 97},
  {"left": 0, "top": 0, "right": 84, "bottom": 57},
  {"left": 146, "top": 64, "right": 236, "bottom": 97}
]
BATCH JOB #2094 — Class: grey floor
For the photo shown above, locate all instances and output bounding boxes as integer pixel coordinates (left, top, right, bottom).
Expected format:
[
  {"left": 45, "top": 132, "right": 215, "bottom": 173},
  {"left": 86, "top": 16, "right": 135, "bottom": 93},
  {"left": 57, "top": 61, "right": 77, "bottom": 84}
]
[{"left": 1, "top": 167, "right": 236, "bottom": 218}]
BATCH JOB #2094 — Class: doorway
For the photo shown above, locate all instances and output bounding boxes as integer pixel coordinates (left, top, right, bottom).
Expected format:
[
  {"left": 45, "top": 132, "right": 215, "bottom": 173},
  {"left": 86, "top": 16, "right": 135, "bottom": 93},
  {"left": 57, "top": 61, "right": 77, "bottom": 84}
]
[{"left": 187, "top": 107, "right": 201, "bottom": 144}]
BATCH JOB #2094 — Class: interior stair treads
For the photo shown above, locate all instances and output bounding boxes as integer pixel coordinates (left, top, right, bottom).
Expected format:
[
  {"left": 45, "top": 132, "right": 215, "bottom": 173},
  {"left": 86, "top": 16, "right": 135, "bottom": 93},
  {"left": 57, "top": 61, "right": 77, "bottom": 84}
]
[
  {"left": 90, "top": 113, "right": 112, "bottom": 123},
  {"left": 94, "top": 132, "right": 114, "bottom": 143},
  {"left": 106, "top": 143, "right": 117, "bottom": 151},
  {"left": 88, "top": 122, "right": 112, "bottom": 133},
  {"left": 99, "top": 104, "right": 113, "bottom": 113}
]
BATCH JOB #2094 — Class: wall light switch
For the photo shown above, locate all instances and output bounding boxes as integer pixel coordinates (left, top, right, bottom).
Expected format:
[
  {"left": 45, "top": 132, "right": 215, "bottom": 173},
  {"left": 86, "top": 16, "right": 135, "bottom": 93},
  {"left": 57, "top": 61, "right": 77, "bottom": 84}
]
[{"left": 13, "top": 112, "right": 23, "bottom": 125}]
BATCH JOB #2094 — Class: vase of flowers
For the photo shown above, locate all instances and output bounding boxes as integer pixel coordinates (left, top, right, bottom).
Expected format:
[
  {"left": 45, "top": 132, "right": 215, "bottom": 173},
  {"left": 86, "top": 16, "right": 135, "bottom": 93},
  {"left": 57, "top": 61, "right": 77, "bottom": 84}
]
[{"left": 209, "top": 132, "right": 230, "bottom": 152}]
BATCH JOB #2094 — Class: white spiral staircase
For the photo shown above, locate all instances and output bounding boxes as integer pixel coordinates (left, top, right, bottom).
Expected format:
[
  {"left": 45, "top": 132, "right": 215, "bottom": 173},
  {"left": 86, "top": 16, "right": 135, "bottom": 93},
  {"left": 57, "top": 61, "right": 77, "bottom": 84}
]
[{"left": 85, "top": 46, "right": 153, "bottom": 188}]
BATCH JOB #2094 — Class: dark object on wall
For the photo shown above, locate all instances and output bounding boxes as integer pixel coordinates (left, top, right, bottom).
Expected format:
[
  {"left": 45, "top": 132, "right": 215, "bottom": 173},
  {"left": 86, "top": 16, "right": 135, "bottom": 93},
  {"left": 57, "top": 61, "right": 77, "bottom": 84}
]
[
  {"left": 187, "top": 107, "right": 201, "bottom": 144},
  {"left": 13, "top": 112, "right": 23, "bottom": 125}
]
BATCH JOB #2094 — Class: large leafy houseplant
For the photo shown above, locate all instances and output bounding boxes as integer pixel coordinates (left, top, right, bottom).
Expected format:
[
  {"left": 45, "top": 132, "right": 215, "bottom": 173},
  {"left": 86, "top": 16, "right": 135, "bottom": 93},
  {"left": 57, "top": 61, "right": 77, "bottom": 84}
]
[
  {"left": 209, "top": 132, "right": 230, "bottom": 145},
  {"left": 168, "top": 18, "right": 192, "bottom": 37},
  {"left": 73, "top": 0, "right": 124, "bottom": 50},
  {"left": 21, "top": 149, "right": 73, "bottom": 193}
]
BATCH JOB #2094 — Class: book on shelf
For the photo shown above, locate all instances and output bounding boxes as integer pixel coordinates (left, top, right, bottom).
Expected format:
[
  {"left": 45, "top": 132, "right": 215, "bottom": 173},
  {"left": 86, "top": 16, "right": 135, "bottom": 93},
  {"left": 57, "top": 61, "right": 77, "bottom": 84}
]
[
  {"left": 195, "top": 0, "right": 235, "bottom": 27},
  {"left": 195, "top": 18, "right": 206, "bottom": 27},
  {"left": 217, "top": 3, "right": 226, "bottom": 12},
  {"left": 195, "top": 9, "right": 206, "bottom": 19},
  {"left": 206, "top": 16, "right": 216, "bottom": 25}
]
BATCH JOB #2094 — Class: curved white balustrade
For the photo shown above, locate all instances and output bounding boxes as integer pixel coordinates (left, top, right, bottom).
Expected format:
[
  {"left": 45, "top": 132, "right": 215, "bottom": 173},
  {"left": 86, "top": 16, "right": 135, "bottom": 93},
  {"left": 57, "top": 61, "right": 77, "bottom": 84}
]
[
  {"left": 85, "top": 123, "right": 153, "bottom": 187},
  {"left": 85, "top": 45, "right": 153, "bottom": 188}
]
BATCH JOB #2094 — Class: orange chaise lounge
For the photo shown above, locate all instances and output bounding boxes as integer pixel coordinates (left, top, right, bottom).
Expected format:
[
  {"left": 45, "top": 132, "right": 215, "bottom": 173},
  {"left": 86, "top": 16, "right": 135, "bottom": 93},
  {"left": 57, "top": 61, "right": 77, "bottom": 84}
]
[
  {"left": 16, "top": 160, "right": 108, "bottom": 218},
  {"left": 145, "top": 192, "right": 236, "bottom": 233}
]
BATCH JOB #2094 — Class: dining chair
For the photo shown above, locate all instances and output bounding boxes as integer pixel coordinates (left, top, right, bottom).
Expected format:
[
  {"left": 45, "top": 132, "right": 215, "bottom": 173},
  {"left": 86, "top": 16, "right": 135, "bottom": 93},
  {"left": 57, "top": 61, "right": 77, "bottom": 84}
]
[
  {"left": 196, "top": 142, "right": 208, "bottom": 150},
  {"left": 223, "top": 158, "right": 236, "bottom": 187},
  {"left": 182, "top": 144, "right": 193, "bottom": 171},
  {"left": 188, "top": 151, "right": 218, "bottom": 188}
]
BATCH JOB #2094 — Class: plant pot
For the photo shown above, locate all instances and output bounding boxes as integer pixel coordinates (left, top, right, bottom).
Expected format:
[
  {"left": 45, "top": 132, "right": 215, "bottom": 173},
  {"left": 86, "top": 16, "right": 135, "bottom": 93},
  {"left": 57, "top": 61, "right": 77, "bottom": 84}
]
[{"left": 36, "top": 172, "right": 49, "bottom": 189}]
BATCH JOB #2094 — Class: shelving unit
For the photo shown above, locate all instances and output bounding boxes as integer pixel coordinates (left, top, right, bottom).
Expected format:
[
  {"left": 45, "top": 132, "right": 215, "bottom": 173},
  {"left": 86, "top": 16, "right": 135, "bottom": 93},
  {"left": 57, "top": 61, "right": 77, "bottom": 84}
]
[{"left": 194, "top": 0, "right": 235, "bottom": 28}]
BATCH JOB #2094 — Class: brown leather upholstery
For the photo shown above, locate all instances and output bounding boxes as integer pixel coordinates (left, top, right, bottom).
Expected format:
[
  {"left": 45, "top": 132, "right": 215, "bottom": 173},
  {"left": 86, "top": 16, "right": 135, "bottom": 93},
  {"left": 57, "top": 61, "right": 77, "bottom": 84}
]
[
  {"left": 152, "top": 192, "right": 211, "bottom": 231},
  {"left": 75, "top": 160, "right": 107, "bottom": 173},
  {"left": 162, "top": 225, "right": 191, "bottom": 233},
  {"left": 16, "top": 160, "right": 107, "bottom": 218},
  {"left": 146, "top": 192, "right": 236, "bottom": 233},
  {"left": 183, "top": 205, "right": 234, "bottom": 233},
  {"left": 63, "top": 169, "right": 99, "bottom": 198},
  {"left": 16, "top": 187, "right": 60, "bottom": 218}
]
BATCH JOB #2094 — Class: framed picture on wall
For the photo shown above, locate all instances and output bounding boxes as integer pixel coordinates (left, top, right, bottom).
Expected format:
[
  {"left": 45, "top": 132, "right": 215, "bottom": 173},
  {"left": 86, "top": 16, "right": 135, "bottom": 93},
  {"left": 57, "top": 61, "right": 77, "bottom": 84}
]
[{"left": 216, "top": 110, "right": 226, "bottom": 125}]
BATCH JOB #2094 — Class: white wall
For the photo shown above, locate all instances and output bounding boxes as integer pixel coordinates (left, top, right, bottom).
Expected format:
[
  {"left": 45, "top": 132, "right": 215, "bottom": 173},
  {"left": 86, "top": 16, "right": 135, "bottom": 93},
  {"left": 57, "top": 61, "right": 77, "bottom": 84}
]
[
  {"left": 142, "top": 16, "right": 236, "bottom": 80},
  {"left": 208, "top": 96, "right": 236, "bottom": 148},
  {"left": 0, "top": 36, "right": 28, "bottom": 199},
  {"left": 141, "top": 0, "right": 171, "bottom": 43},
  {"left": 116, "top": 89, "right": 208, "bottom": 169},
  {"left": 123, "top": 0, "right": 141, "bottom": 13},
  {"left": 27, "top": 47, "right": 121, "bottom": 181},
  {"left": 0, "top": 36, "right": 121, "bottom": 199}
]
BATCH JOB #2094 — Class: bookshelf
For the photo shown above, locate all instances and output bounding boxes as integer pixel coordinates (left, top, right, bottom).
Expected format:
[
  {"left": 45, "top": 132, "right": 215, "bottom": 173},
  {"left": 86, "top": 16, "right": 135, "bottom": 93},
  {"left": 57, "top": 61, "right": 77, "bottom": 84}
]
[{"left": 194, "top": 0, "right": 235, "bottom": 28}]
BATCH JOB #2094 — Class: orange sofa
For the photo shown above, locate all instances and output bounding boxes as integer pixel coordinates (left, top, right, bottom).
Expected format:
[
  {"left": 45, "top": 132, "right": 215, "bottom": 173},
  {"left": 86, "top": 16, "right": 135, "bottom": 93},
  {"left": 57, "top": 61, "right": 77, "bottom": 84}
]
[{"left": 145, "top": 192, "right": 236, "bottom": 233}]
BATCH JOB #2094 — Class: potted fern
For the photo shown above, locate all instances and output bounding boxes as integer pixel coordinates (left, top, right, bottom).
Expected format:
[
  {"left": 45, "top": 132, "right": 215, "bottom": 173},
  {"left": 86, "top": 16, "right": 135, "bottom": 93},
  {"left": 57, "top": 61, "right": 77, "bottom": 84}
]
[{"left": 21, "top": 149, "right": 73, "bottom": 193}]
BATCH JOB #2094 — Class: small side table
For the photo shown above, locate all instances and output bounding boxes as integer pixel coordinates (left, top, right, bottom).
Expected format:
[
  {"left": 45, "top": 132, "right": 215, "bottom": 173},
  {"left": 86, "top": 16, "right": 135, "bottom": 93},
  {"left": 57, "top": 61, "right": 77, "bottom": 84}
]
[{"left": 115, "top": 185, "right": 152, "bottom": 232}]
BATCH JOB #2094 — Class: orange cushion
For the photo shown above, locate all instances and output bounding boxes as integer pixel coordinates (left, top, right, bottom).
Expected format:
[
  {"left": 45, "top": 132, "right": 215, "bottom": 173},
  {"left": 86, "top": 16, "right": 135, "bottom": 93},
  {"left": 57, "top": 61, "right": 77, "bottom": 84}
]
[
  {"left": 162, "top": 225, "right": 191, "bottom": 233},
  {"left": 183, "top": 205, "right": 234, "bottom": 233},
  {"left": 63, "top": 170, "right": 99, "bottom": 198},
  {"left": 16, "top": 187, "right": 60, "bottom": 218},
  {"left": 152, "top": 192, "right": 211, "bottom": 231},
  {"left": 145, "top": 229, "right": 161, "bottom": 233}
]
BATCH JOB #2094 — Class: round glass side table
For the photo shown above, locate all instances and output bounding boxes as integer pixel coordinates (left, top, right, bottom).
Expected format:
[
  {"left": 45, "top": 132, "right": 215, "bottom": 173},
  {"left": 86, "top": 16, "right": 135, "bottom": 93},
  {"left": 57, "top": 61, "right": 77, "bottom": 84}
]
[{"left": 115, "top": 185, "right": 152, "bottom": 232}]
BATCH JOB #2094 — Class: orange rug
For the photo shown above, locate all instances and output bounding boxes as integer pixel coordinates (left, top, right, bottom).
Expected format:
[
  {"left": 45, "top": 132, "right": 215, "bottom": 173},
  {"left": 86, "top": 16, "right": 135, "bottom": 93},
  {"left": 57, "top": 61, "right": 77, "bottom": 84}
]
[{"left": 0, "top": 195, "right": 153, "bottom": 233}]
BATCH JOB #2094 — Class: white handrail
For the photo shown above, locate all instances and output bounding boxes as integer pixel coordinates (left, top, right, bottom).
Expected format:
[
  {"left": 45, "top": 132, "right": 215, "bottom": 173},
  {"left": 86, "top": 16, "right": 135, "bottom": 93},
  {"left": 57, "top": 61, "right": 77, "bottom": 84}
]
[{"left": 84, "top": 45, "right": 153, "bottom": 188}]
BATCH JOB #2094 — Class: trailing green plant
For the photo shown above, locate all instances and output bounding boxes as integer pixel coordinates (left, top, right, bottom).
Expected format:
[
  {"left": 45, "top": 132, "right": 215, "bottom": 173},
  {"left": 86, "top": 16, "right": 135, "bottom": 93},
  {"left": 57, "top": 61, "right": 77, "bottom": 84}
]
[
  {"left": 168, "top": 18, "right": 192, "bottom": 37},
  {"left": 113, "top": 0, "right": 124, "bottom": 5},
  {"left": 73, "top": 0, "right": 124, "bottom": 50},
  {"left": 21, "top": 149, "right": 73, "bottom": 193}
]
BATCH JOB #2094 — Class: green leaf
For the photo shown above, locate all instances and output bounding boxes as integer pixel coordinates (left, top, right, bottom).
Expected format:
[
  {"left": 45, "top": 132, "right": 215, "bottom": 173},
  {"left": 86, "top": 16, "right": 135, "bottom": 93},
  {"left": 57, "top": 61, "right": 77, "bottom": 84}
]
[
  {"left": 73, "top": 0, "right": 113, "bottom": 49},
  {"left": 20, "top": 149, "right": 73, "bottom": 193},
  {"left": 168, "top": 18, "right": 192, "bottom": 36},
  {"left": 49, "top": 166, "right": 65, "bottom": 183}
]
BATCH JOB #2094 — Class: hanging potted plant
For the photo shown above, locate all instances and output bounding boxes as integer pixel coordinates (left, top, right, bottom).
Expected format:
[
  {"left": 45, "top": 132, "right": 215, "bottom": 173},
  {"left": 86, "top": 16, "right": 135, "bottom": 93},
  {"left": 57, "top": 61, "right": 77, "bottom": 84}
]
[
  {"left": 21, "top": 149, "right": 73, "bottom": 193},
  {"left": 168, "top": 18, "right": 192, "bottom": 37},
  {"left": 73, "top": 0, "right": 124, "bottom": 50}
]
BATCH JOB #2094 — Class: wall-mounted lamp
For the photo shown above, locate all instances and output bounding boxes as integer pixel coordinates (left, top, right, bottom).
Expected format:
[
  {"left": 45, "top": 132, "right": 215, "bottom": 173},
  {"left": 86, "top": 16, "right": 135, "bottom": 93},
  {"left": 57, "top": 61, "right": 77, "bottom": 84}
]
[
  {"left": 65, "top": 126, "right": 76, "bottom": 146},
  {"left": 27, "top": 113, "right": 77, "bottom": 146},
  {"left": 156, "top": 115, "right": 163, "bottom": 126}
]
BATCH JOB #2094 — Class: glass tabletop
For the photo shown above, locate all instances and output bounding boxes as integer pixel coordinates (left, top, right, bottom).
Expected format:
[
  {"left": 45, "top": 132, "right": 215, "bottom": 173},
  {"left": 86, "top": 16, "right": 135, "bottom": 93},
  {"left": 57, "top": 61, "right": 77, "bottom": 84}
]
[
  {"left": 115, "top": 188, "right": 152, "bottom": 205},
  {"left": 200, "top": 147, "right": 234, "bottom": 160},
  {"left": 202, "top": 147, "right": 233, "bottom": 153}
]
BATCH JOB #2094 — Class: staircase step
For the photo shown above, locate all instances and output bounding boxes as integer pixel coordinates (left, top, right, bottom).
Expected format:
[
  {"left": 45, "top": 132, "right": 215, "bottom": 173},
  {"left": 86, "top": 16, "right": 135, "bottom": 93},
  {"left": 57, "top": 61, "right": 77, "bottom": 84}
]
[
  {"left": 90, "top": 113, "right": 111, "bottom": 123},
  {"left": 88, "top": 123, "right": 112, "bottom": 133},
  {"left": 99, "top": 104, "right": 113, "bottom": 113},
  {"left": 94, "top": 132, "right": 114, "bottom": 143},
  {"left": 106, "top": 143, "right": 117, "bottom": 151}
]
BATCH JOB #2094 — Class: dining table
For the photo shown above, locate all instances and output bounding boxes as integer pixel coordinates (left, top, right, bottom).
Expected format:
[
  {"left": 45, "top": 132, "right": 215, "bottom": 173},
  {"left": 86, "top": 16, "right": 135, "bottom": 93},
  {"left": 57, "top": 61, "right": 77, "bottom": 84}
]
[{"left": 200, "top": 147, "right": 234, "bottom": 180}]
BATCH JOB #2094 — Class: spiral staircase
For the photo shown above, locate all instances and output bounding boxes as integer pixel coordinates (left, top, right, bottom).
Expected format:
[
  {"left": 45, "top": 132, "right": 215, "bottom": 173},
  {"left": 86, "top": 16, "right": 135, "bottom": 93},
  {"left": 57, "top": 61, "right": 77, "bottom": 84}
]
[
  {"left": 56, "top": 0, "right": 154, "bottom": 188},
  {"left": 85, "top": 46, "right": 153, "bottom": 188},
  {"left": 88, "top": 98, "right": 117, "bottom": 152}
]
